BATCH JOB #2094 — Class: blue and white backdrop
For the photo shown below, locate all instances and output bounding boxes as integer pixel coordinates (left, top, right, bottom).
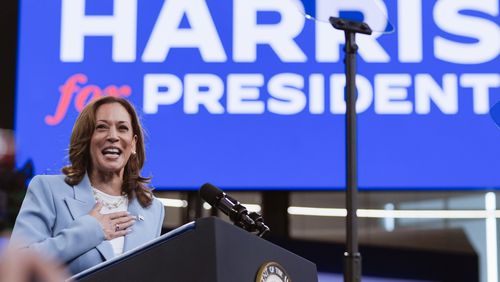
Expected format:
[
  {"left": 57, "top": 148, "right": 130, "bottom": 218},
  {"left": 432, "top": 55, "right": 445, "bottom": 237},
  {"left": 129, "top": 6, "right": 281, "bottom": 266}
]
[{"left": 15, "top": 0, "right": 500, "bottom": 190}]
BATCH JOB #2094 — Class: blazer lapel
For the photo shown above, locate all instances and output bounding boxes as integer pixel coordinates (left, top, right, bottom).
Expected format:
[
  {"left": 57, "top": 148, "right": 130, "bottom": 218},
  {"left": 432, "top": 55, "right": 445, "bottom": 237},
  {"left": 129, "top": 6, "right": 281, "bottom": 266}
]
[
  {"left": 63, "top": 173, "right": 114, "bottom": 261},
  {"left": 64, "top": 174, "right": 95, "bottom": 220}
]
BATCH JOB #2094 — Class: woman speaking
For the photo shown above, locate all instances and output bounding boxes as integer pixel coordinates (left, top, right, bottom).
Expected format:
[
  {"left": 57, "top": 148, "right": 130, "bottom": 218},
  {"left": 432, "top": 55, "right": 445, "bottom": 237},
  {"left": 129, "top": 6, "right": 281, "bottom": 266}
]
[{"left": 10, "top": 96, "right": 165, "bottom": 274}]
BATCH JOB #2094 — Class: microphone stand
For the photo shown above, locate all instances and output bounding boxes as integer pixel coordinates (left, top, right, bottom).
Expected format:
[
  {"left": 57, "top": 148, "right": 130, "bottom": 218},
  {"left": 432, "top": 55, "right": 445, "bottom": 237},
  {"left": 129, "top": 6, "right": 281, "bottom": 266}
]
[
  {"left": 226, "top": 195, "right": 270, "bottom": 237},
  {"left": 329, "top": 17, "right": 372, "bottom": 282}
]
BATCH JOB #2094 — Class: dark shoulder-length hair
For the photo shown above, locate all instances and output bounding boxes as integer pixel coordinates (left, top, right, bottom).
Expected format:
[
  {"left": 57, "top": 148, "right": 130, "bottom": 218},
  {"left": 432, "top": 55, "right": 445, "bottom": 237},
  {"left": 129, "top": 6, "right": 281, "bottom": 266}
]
[{"left": 62, "top": 96, "right": 153, "bottom": 207}]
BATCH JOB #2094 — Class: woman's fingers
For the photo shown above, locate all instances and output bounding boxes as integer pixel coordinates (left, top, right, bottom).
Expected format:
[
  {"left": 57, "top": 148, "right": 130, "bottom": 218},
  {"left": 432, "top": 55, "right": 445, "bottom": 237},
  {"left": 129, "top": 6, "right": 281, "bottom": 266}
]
[
  {"left": 114, "top": 215, "right": 136, "bottom": 225},
  {"left": 109, "top": 228, "right": 133, "bottom": 240},
  {"left": 112, "top": 215, "right": 135, "bottom": 232},
  {"left": 108, "top": 211, "right": 130, "bottom": 220},
  {"left": 102, "top": 213, "right": 135, "bottom": 239},
  {"left": 89, "top": 208, "right": 135, "bottom": 240},
  {"left": 89, "top": 202, "right": 103, "bottom": 217},
  {"left": 113, "top": 217, "right": 135, "bottom": 231},
  {"left": 93, "top": 202, "right": 103, "bottom": 211}
]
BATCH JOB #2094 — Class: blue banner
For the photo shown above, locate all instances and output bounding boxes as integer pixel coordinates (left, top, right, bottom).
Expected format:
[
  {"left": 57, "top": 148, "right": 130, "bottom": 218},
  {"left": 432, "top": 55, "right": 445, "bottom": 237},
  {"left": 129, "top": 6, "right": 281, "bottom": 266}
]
[{"left": 16, "top": 0, "right": 500, "bottom": 190}]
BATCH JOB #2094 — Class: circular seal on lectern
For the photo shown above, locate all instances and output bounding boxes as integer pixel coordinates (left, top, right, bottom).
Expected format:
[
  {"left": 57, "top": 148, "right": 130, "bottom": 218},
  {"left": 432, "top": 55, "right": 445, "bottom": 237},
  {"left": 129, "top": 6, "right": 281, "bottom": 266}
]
[{"left": 255, "top": 262, "right": 291, "bottom": 282}]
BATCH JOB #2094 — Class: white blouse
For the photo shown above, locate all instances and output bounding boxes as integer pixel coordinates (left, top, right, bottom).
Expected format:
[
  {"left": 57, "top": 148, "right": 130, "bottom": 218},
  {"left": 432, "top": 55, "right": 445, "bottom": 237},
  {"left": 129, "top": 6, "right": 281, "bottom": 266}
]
[{"left": 92, "top": 188, "right": 129, "bottom": 256}]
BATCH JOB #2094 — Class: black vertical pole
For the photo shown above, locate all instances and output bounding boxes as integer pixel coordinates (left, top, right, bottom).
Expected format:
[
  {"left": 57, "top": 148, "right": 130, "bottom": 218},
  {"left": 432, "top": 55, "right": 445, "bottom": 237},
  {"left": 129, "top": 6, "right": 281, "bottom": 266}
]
[
  {"left": 329, "top": 17, "right": 371, "bottom": 282},
  {"left": 344, "top": 30, "right": 361, "bottom": 282},
  {"left": 184, "top": 191, "right": 202, "bottom": 223},
  {"left": 262, "top": 191, "right": 290, "bottom": 239}
]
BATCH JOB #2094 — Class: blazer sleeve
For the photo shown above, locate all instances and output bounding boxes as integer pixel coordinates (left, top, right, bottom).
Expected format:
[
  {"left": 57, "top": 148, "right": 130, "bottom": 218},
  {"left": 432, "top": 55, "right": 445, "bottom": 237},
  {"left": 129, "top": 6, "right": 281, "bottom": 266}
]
[{"left": 10, "top": 176, "right": 105, "bottom": 262}]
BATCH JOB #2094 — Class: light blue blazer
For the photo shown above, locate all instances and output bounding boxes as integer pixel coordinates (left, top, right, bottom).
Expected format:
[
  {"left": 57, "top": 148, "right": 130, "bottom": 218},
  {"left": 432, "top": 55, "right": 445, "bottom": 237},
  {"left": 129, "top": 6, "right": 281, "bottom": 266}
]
[{"left": 10, "top": 174, "right": 165, "bottom": 274}]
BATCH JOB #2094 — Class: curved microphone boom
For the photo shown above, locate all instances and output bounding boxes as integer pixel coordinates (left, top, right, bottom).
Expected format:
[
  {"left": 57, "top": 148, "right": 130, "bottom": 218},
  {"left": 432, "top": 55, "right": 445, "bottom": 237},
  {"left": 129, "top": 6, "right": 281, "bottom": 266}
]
[{"left": 200, "top": 183, "right": 270, "bottom": 237}]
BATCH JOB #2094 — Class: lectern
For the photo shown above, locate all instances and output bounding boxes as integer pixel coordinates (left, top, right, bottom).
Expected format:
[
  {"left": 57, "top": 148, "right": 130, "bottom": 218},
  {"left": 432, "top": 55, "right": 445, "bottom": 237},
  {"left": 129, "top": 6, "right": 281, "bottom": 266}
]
[{"left": 73, "top": 217, "right": 317, "bottom": 281}]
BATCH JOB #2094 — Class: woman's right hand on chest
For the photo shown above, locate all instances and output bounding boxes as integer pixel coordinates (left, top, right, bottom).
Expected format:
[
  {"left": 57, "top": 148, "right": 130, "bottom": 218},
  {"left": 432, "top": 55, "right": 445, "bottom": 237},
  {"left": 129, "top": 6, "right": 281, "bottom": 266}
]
[{"left": 89, "top": 202, "right": 136, "bottom": 240}]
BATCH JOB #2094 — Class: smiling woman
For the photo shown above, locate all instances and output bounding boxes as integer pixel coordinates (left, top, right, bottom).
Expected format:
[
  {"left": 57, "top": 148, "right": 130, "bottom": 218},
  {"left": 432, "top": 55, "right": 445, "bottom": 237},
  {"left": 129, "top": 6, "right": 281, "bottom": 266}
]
[
  {"left": 91, "top": 103, "right": 137, "bottom": 182},
  {"left": 63, "top": 96, "right": 151, "bottom": 207},
  {"left": 10, "top": 96, "right": 165, "bottom": 275}
]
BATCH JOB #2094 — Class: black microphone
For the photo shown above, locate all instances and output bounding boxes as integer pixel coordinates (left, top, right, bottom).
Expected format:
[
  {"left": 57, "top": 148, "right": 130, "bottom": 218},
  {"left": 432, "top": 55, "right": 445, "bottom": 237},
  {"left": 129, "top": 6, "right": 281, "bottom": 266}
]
[{"left": 200, "top": 183, "right": 269, "bottom": 237}]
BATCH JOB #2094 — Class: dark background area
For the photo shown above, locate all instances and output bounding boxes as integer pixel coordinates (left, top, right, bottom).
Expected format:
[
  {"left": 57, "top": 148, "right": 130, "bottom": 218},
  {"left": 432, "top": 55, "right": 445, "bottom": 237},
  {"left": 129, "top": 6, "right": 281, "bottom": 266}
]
[{"left": 0, "top": 1, "right": 17, "bottom": 130}]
